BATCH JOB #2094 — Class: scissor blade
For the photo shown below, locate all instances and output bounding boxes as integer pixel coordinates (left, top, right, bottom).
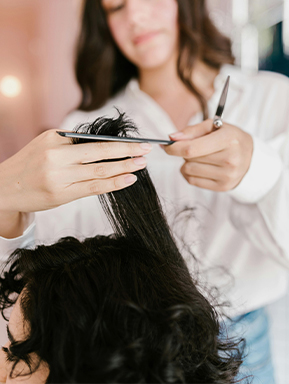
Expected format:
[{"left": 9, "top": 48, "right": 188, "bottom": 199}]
[{"left": 214, "top": 75, "right": 230, "bottom": 119}]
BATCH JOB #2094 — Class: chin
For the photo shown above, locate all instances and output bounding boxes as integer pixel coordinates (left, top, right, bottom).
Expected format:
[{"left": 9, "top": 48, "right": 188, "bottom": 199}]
[{"left": 135, "top": 50, "right": 175, "bottom": 70}]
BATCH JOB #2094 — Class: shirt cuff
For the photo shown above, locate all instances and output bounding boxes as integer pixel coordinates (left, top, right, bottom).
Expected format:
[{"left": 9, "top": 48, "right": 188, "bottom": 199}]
[
  {"left": 228, "top": 137, "right": 283, "bottom": 204},
  {"left": 0, "top": 213, "right": 36, "bottom": 262}
]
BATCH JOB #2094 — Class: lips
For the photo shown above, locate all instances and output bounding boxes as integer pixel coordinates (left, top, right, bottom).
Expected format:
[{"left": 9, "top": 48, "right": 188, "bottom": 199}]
[{"left": 133, "top": 30, "right": 160, "bottom": 45}]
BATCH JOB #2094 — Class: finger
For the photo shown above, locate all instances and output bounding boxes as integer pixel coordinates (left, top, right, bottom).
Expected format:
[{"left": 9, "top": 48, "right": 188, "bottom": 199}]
[
  {"left": 66, "top": 157, "right": 147, "bottom": 183},
  {"left": 169, "top": 119, "right": 214, "bottom": 141},
  {"left": 187, "top": 150, "right": 226, "bottom": 166},
  {"left": 66, "top": 141, "right": 152, "bottom": 164},
  {"left": 164, "top": 129, "right": 227, "bottom": 159},
  {"left": 67, "top": 173, "right": 138, "bottom": 199},
  {"left": 183, "top": 175, "right": 219, "bottom": 191},
  {"left": 181, "top": 162, "right": 221, "bottom": 181}
]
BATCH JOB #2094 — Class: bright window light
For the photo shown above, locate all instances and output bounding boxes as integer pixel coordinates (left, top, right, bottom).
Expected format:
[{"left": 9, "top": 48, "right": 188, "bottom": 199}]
[
  {"left": 232, "top": 0, "right": 249, "bottom": 26},
  {"left": 241, "top": 24, "right": 259, "bottom": 72},
  {"left": 283, "top": 0, "right": 289, "bottom": 55},
  {"left": 0, "top": 75, "right": 22, "bottom": 98}
]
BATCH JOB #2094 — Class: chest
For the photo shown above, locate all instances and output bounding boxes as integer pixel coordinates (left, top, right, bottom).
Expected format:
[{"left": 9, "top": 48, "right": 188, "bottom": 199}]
[{"left": 153, "top": 92, "right": 203, "bottom": 132}]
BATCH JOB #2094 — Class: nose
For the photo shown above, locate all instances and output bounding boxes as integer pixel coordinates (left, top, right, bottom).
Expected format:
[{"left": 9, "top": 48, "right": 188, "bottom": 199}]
[{"left": 126, "top": 0, "right": 147, "bottom": 28}]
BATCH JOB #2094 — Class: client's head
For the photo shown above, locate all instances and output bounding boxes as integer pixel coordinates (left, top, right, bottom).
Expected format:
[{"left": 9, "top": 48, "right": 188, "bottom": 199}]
[{"left": 0, "top": 113, "right": 243, "bottom": 383}]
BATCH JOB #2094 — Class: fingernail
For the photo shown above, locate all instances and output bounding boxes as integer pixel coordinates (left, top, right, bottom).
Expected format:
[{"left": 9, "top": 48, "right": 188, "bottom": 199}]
[
  {"left": 133, "top": 157, "right": 147, "bottom": 166},
  {"left": 169, "top": 132, "right": 185, "bottom": 139},
  {"left": 139, "top": 143, "right": 152, "bottom": 151},
  {"left": 125, "top": 175, "right": 137, "bottom": 185}
]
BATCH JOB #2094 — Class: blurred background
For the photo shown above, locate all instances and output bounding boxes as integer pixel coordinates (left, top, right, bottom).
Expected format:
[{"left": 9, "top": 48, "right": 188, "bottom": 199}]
[
  {"left": 0, "top": 0, "right": 288, "bottom": 383},
  {"left": 0, "top": 0, "right": 81, "bottom": 161}
]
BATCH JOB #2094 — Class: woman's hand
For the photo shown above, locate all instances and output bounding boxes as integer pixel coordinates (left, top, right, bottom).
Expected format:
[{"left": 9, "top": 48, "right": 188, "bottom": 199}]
[
  {"left": 163, "top": 119, "right": 253, "bottom": 191},
  {"left": 0, "top": 129, "right": 152, "bottom": 237}
]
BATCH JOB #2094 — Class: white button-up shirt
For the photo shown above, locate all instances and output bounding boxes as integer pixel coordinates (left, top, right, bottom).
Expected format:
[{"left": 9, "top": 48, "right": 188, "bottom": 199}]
[{"left": 1, "top": 64, "right": 289, "bottom": 317}]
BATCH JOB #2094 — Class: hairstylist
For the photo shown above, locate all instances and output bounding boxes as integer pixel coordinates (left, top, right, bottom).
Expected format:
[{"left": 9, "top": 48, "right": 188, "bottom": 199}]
[{"left": 0, "top": 0, "right": 288, "bottom": 383}]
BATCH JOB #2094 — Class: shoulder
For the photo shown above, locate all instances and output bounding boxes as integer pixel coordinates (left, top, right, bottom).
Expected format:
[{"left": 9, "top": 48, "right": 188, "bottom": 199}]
[{"left": 60, "top": 87, "right": 130, "bottom": 131}]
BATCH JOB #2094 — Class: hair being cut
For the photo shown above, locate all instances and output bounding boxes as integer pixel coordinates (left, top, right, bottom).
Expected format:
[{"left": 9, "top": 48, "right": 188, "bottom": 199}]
[
  {"left": 0, "top": 113, "right": 244, "bottom": 383},
  {"left": 76, "top": 0, "right": 234, "bottom": 118}
]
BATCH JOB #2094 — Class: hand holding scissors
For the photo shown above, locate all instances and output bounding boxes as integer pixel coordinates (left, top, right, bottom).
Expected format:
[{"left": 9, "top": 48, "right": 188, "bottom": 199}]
[{"left": 163, "top": 75, "right": 254, "bottom": 192}]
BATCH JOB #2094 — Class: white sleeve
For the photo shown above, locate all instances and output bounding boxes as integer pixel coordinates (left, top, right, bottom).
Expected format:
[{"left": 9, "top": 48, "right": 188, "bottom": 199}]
[
  {"left": 0, "top": 213, "right": 36, "bottom": 263},
  {"left": 228, "top": 131, "right": 289, "bottom": 268}
]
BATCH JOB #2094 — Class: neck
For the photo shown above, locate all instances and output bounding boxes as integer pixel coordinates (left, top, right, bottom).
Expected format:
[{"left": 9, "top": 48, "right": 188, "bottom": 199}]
[
  {"left": 138, "top": 52, "right": 182, "bottom": 97},
  {"left": 138, "top": 57, "right": 219, "bottom": 100},
  {"left": 138, "top": 57, "right": 220, "bottom": 131}
]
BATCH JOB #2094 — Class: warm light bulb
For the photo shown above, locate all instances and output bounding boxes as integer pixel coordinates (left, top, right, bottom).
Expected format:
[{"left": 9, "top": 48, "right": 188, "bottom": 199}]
[{"left": 0, "top": 75, "right": 22, "bottom": 98}]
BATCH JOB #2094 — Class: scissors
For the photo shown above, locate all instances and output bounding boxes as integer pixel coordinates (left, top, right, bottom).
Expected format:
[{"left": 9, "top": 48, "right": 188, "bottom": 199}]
[{"left": 212, "top": 75, "right": 230, "bottom": 130}]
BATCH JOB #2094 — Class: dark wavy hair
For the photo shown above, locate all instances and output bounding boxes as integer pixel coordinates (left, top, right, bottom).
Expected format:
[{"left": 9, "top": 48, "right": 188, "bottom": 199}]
[
  {"left": 75, "top": 0, "right": 235, "bottom": 118},
  {"left": 0, "top": 113, "right": 244, "bottom": 383}
]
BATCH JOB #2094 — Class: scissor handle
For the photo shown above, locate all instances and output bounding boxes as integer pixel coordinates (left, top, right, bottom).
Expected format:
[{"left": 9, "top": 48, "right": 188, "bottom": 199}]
[{"left": 213, "top": 118, "right": 223, "bottom": 129}]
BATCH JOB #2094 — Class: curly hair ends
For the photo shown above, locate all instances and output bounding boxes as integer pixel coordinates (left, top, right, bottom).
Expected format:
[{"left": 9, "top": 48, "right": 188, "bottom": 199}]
[{"left": 0, "top": 113, "right": 245, "bottom": 383}]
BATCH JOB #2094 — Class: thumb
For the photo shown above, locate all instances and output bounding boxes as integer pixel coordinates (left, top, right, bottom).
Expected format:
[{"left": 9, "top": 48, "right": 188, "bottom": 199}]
[{"left": 169, "top": 119, "right": 213, "bottom": 141}]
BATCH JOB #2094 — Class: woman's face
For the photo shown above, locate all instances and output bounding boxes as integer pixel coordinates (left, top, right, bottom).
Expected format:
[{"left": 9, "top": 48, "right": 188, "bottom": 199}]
[
  {"left": 101, "top": 0, "right": 179, "bottom": 70},
  {"left": 0, "top": 294, "right": 49, "bottom": 384}
]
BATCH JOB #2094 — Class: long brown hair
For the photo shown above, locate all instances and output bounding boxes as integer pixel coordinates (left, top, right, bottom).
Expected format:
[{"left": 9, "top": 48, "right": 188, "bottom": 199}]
[{"left": 76, "top": 0, "right": 234, "bottom": 118}]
